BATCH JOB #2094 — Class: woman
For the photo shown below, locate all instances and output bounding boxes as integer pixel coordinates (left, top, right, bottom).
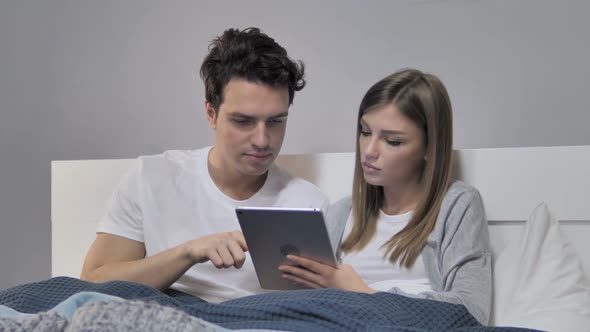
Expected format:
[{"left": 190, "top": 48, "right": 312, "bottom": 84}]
[{"left": 279, "top": 68, "right": 492, "bottom": 325}]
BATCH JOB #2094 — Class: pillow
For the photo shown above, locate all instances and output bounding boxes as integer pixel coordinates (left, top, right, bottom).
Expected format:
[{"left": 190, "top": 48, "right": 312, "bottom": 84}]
[{"left": 492, "top": 202, "right": 590, "bottom": 331}]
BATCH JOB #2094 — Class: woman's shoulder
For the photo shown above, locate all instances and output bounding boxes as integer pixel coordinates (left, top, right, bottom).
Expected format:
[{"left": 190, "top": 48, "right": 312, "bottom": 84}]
[
  {"left": 331, "top": 196, "right": 353, "bottom": 209},
  {"left": 326, "top": 196, "right": 353, "bottom": 218},
  {"left": 324, "top": 196, "right": 353, "bottom": 250},
  {"left": 444, "top": 180, "right": 483, "bottom": 204},
  {"left": 438, "top": 180, "right": 486, "bottom": 229}
]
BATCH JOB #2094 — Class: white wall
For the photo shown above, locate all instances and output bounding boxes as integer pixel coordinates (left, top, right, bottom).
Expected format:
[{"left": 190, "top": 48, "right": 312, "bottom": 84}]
[{"left": 1, "top": 0, "right": 589, "bottom": 289}]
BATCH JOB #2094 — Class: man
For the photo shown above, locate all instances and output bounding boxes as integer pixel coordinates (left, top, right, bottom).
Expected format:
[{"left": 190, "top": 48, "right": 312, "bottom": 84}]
[{"left": 80, "top": 27, "right": 328, "bottom": 303}]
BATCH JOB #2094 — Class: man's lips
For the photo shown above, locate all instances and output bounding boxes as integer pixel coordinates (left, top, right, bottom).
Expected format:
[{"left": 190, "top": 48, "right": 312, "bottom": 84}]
[{"left": 244, "top": 153, "right": 272, "bottom": 159}]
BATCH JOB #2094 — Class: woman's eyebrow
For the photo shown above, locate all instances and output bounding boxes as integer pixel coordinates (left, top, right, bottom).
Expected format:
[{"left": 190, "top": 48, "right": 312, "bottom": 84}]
[
  {"left": 360, "top": 120, "right": 405, "bottom": 135},
  {"left": 380, "top": 129, "right": 406, "bottom": 136}
]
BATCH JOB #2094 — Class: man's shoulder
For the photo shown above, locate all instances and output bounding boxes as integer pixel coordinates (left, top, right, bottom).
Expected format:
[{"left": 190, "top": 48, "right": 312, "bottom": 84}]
[
  {"left": 268, "top": 164, "right": 328, "bottom": 203},
  {"left": 271, "top": 164, "right": 320, "bottom": 190},
  {"left": 132, "top": 147, "right": 209, "bottom": 182},
  {"left": 137, "top": 148, "right": 206, "bottom": 165}
]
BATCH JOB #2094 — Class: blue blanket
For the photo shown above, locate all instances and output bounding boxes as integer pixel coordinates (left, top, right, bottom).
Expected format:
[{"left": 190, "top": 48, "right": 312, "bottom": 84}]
[{"left": 0, "top": 277, "right": 535, "bottom": 331}]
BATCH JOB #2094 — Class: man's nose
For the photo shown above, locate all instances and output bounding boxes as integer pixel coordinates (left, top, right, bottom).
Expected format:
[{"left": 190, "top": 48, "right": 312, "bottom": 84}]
[{"left": 251, "top": 122, "right": 270, "bottom": 149}]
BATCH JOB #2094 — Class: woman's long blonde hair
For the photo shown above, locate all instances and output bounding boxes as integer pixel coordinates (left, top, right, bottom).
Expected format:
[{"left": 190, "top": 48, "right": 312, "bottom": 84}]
[{"left": 340, "top": 68, "right": 453, "bottom": 268}]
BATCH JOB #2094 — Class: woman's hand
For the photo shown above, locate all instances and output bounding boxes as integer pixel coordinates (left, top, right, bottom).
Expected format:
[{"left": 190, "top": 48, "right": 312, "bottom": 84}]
[{"left": 278, "top": 255, "right": 377, "bottom": 294}]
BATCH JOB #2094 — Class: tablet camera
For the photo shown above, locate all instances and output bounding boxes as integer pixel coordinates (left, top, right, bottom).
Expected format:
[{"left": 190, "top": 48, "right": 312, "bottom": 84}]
[{"left": 279, "top": 244, "right": 300, "bottom": 257}]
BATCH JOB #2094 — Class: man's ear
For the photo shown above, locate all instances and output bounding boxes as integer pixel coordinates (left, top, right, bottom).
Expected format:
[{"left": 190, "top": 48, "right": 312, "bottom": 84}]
[{"left": 205, "top": 102, "right": 217, "bottom": 129}]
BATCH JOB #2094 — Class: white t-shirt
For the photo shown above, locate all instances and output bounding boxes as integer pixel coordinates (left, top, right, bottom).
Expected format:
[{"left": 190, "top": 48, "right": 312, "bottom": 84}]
[
  {"left": 341, "top": 210, "right": 431, "bottom": 294},
  {"left": 96, "top": 146, "right": 329, "bottom": 302}
]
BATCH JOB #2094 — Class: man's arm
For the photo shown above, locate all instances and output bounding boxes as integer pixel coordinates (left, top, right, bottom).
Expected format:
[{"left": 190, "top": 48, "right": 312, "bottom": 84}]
[
  {"left": 80, "top": 233, "right": 194, "bottom": 290},
  {"left": 80, "top": 231, "right": 248, "bottom": 290}
]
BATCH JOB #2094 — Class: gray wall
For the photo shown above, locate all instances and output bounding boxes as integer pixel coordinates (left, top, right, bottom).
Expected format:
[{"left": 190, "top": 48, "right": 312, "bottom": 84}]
[{"left": 1, "top": 0, "right": 589, "bottom": 289}]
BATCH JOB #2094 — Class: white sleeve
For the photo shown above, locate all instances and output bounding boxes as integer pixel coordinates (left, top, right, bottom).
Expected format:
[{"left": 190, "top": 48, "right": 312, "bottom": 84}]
[{"left": 96, "top": 160, "right": 144, "bottom": 242}]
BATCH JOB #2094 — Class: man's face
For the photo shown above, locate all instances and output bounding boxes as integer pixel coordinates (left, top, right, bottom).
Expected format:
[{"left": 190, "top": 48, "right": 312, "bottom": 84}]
[{"left": 207, "top": 78, "right": 290, "bottom": 177}]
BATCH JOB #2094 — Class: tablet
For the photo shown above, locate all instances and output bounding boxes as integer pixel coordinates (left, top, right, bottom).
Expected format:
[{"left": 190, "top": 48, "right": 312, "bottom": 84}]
[{"left": 235, "top": 206, "right": 338, "bottom": 290}]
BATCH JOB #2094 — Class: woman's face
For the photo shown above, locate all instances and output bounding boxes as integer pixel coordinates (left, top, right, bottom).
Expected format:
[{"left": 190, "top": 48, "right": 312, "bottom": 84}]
[{"left": 358, "top": 103, "right": 426, "bottom": 189}]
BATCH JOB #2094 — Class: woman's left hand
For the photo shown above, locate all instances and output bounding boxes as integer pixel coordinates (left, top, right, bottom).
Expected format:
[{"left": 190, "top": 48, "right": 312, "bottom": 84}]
[{"left": 278, "top": 255, "right": 377, "bottom": 293}]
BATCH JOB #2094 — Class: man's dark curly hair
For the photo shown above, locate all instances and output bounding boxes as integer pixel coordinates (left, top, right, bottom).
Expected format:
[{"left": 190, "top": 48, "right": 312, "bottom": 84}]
[{"left": 200, "top": 27, "right": 306, "bottom": 111}]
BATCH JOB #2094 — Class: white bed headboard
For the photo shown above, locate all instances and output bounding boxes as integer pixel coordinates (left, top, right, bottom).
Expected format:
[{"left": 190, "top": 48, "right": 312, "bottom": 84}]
[{"left": 51, "top": 146, "right": 590, "bottom": 279}]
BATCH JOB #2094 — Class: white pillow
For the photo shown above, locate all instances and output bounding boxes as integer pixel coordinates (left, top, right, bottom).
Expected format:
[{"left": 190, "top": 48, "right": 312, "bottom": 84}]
[{"left": 492, "top": 202, "right": 590, "bottom": 331}]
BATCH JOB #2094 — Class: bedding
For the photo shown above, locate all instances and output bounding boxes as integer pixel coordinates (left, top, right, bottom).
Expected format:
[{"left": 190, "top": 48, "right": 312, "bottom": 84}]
[
  {"left": 0, "top": 277, "right": 537, "bottom": 331},
  {"left": 492, "top": 203, "right": 590, "bottom": 331}
]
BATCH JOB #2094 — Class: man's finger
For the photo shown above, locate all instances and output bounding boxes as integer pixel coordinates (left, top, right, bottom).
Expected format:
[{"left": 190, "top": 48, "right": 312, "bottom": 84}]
[
  {"left": 231, "top": 231, "right": 248, "bottom": 251},
  {"left": 208, "top": 251, "right": 224, "bottom": 268},
  {"left": 227, "top": 240, "right": 246, "bottom": 268},
  {"left": 216, "top": 247, "right": 235, "bottom": 268}
]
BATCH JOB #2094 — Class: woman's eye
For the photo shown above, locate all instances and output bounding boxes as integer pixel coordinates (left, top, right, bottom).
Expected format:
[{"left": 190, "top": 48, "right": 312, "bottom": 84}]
[
  {"left": 360, "top": 130, "right": 371, "bottom": 137},
  {"left": 385, "top": 139, "right": 401, "bottom": 146}
]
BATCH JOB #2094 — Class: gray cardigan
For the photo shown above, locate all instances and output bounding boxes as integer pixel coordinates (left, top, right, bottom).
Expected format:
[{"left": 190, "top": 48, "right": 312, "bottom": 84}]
[{"left": 325, "top": 180, "right": 492, "bottom": 325}]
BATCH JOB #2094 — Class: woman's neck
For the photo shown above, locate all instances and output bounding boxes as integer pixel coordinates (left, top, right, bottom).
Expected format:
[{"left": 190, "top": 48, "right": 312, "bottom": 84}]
[{"left": 381, "top": 180, "right": 423, "bottom": 216}]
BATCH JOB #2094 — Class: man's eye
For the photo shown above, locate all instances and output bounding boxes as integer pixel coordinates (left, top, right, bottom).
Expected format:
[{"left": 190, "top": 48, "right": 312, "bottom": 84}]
[
  {"left": 268, "top": 118, "right": 284, "bottom": 126},
  {"left": 232, "top": 119, "right": 252, "bottom": 125}
]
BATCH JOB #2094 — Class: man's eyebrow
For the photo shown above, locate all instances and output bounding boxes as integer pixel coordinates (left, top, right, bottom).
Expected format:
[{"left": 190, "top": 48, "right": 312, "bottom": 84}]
[
  {"left": 228, "top": 112, "right": 289, "bottom": 120},
  {"left": 269, "top": 112, "right": 289, "bottom": 119},
  {"left": 227, "top": 112, "right": 254, "bottom": 118}
]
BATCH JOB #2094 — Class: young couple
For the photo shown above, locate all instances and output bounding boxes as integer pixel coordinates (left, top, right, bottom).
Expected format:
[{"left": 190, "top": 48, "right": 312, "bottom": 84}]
[{"left": 81, "top": 27, "right": 491, "bottom": 325}]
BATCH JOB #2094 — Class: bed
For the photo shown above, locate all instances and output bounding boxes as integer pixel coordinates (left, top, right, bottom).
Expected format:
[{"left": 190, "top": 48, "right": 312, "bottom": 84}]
[{"left": 11, "top": 146, "right": 590, "bottom": 330}]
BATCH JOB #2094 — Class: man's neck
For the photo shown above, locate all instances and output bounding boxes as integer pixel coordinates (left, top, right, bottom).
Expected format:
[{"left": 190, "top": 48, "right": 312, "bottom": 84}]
[{"left": 207, "top": 149, "right": 267, "bottom": 201}]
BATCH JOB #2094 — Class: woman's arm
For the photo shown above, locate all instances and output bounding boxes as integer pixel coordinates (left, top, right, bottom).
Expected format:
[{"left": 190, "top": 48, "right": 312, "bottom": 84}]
[{"left": 394, "top": 186, "right": 492, "bottom": 325}]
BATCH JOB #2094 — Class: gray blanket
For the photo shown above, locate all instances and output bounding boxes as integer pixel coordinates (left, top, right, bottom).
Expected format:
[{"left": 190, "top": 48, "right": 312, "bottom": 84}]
[{"left": 0, "top": 277, "right": 537, "bottom": 331}]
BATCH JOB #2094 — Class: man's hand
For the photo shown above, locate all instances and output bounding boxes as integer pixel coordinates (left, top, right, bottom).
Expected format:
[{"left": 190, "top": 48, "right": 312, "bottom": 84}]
[
  {"left": 81, "top": 231, "right": 249, "bottom": 290},
  {"left": 184, "top": 230, "right": 248, "bottom": 269},
  {"left": 278, "top": 255, "right": 377, "bottom": 293}
]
